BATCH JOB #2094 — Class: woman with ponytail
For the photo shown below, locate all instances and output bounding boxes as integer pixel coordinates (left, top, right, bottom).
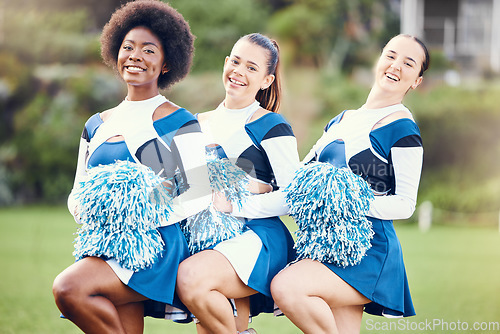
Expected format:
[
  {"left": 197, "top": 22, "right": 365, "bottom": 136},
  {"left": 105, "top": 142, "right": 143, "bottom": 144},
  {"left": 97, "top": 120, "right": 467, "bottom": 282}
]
[
  {"left": 176, "top": 33, "right": 300, "bottom": 333},
  {"left": 271, "top": 34, "right": 430, "bottom": 334}
]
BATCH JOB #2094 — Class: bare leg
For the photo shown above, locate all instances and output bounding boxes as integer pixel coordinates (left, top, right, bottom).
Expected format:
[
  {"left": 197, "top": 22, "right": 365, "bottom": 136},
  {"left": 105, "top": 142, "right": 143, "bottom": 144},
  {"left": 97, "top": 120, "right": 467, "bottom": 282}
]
[
  {"left": 177, "top": 250, "right": 256, "bottom": 334},
  {"left": 53, "top": 257, "right": 147, "bottom": 334},
  {"left": 196, "top": 322, "right": 213, "bottom": 334},
  {"left": 271, "top": 259, "right": 369, "bottom": 334},
  {"left": 332, "top": 305, "right": 364, "bottom": 334},
  {"left": 234, "top": 296, "right": 250, "bottom": 332},
  {"left": 117, "top": 302, "right": 145, "bottom": 334}
]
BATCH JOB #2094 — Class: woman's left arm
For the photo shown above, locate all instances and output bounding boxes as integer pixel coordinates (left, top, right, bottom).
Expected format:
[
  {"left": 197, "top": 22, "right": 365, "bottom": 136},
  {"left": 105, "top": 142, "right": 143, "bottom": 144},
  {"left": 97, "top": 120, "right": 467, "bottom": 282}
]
[
  {"left": 231, "top": 129, "right": 301, "bottom": 218},
  {"left": 367, "top": 121, "right": 423, "bottom": 220}
]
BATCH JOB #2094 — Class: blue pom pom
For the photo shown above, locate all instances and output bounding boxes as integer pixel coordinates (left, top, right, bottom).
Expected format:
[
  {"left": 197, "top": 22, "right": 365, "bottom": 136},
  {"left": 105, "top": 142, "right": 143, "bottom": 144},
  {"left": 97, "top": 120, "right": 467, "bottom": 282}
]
[
  {"left": 284, "top": 162, "right": 375, "bottom": 267},
  {"left": 205, "top": 146, "right": 249, "bottom": 206},
  {"left": 72, "top": 160, "right": 172, "bottom": 272},
  {"left": 182, "top": 206, "right": 245, "bottom": 254},
  {"left": 182, "top": 146, "right": 249, "bottom": 254}
]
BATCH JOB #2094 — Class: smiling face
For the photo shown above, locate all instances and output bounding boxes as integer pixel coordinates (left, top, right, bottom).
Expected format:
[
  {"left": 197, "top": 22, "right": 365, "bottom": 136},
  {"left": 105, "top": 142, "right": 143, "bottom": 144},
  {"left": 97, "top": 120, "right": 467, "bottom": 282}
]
[
  {"left": 374, "top": 35, "right": 425, "bottom": 96},
  {"left": 222, "top": 39, "right": 275, "bottom": 109},
  {"left": 117, "top": 26, "right": 167, "bottom": 99}
]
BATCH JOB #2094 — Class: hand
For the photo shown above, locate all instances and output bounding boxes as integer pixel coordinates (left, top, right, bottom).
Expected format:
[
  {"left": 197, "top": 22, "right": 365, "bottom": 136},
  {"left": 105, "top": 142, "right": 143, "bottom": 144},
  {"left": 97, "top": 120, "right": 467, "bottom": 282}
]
[
  {"left": 73, "top": 205, "right": 82, "bottom": 224},
  {"left": 212, "top": 191, "right": 233, "bottom": 213},
  {"left": 247, "top": 180, "right": 272, "bottom": 194}
]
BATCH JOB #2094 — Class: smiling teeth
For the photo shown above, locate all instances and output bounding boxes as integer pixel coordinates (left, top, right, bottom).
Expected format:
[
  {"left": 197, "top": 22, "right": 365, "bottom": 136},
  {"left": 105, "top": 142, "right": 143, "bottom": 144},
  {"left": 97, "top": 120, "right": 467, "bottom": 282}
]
[
  {"left": 229, "top": 78, "right": 245, "bottom": 86},
  {"left": 127, "top": 66, "right": 144, "bottom": 71},
  {"left": 386, "top": 73, "right": 399, "bottom": 81}
]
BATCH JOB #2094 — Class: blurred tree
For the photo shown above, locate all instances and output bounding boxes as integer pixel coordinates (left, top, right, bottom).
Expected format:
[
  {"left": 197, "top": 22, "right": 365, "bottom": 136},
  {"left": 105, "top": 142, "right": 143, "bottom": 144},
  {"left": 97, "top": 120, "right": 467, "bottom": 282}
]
[
  {"left": 167, "top": 0, "right": 271, "bottom": 71},
  {"left": 268, "top": 0, "right": 399, "bottom": 74},
  {"left": 5, "top": 0, "right": 125, "bottom": 29}
]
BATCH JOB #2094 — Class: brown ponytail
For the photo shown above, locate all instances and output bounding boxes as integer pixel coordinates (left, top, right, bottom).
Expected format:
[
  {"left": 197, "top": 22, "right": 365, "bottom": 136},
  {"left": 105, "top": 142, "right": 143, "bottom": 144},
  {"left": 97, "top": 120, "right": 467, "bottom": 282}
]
[{"left": 241, "top": 33, "right": 281, "bottom": 113}]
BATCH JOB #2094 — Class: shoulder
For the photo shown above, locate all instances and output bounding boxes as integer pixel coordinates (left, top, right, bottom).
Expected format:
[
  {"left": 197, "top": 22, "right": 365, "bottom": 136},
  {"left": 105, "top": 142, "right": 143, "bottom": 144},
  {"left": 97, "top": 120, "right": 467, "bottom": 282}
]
[
  {"left": 371, "top": 116, "right": 422, "bottom": 153},
  {"left": 248, "top": 107, "right": 272, "bottom": 123},
  {"left": 325, "top": 111, "right": 347, "bottom": 131},
  {"left": 98, "top": 106, "right": 118, "bottom": 122},
  {"left": 246, "top": 109, "right": 295, "bottom": 144},
  {"left": 373, "top": 109, "right": 413, "bottom": 130},
  {"left": 83, "top": 111, "right": 108, "bottom": 141},
  {"left": 248, "top": 108, "right": 290, "bottom": 126},
  {"left": 153, "top": 101, "right": 183, "bottom": 121},
  {"left": 196, "top": 109, "right": 216, "bottom": 124},
  {"left": 153, "top": 105, "right": 200, "bottom": 142}
]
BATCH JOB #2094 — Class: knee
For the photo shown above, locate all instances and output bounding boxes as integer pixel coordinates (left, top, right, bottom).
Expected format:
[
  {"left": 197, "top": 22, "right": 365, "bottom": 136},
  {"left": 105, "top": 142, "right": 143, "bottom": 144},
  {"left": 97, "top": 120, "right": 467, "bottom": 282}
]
[
  {"left": 52, "top": 272, "right": 81, "bottom": 316},
  {"left": 270, "top": 271, "right": 299, "bottom": 309},
  {"left": 176, "top": 259, "right": 205, "bottom": 302}
]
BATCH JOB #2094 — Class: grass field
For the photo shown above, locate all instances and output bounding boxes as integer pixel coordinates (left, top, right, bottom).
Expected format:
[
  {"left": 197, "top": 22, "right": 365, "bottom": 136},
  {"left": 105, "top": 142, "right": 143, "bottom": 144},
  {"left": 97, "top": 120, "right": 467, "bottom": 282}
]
[{"left": 1, "top": 206, "right": 499, "bottom": 334}]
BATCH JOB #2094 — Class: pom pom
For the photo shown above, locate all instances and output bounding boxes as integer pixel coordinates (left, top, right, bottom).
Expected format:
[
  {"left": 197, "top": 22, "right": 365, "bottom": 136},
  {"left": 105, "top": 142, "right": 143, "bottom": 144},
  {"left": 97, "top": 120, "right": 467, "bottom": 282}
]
[
  {"left": 205, "top": 146, "right": 249, "bottom": 206},
  {"left": 284, "top": 162, "right": 375, "bottom": 267},
  {"left": 183, "top": 145, "right": 249, "bottom": 254},
  {"left": 72, "top": 160, "right": 172, "bottom": 272},
  {"left": 182, "top": 206, "right": 245, "bottom": 254}
]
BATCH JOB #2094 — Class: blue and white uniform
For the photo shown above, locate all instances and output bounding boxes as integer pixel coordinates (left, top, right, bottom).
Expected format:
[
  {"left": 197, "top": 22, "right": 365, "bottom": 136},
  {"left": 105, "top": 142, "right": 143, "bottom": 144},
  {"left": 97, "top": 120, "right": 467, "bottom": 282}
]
[
  {"left": 303, "top": 104, "right": 423, "bottom": 317},
  {"left": 67, "top": 95, "right": 211, "bottom": 320},
  {"left": 200, "top": 100, "right": 300, "bottom": 316}
]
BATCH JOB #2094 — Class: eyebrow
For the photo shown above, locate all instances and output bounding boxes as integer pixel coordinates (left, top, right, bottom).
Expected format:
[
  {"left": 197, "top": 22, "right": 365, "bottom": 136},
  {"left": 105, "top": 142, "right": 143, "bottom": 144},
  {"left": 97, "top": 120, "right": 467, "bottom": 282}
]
[
  {"left": 388, "top": 50, "right": 417, "bottom": 65},
  {"left": 124, "top": 40, "right": 160, "bottom": 48},
  {"left": 232, "top": 55, "right": 260, "bottom": 69}
]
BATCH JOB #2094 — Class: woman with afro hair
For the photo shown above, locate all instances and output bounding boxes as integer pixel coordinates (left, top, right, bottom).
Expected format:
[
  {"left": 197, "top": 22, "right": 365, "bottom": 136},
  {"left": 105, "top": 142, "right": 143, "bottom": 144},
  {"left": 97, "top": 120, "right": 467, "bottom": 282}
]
[{"left": 52, "top": 1, "right": 211, "bottom": 332}]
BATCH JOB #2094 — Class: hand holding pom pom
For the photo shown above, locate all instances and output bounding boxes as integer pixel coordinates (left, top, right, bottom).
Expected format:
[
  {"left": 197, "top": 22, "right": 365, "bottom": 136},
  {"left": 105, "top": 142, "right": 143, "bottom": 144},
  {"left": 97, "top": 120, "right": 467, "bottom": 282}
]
[
  {"left": 284, "top": 162, "right": 375, "bottom": 267},
  {"left": 72, "top": 160, "right": 172, "bottom": 272},
  {"left": 182, "top": 145, "right": 249, "bottom": 254}
]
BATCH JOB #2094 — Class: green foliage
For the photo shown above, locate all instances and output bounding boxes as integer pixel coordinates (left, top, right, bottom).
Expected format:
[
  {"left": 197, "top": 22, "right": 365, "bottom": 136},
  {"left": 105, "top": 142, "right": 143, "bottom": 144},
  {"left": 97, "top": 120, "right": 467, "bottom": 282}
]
[
  {"left": 269, "top": 3, "right": 334, "bottom": 66},
  {"left": 168, "top": 0, "right": 271, "bottom": 71},
  {"left": 1, "top": 8, "right": 101, "bottom": 64},
  {"left": 268, "top": 0, "right": 399, "bottom": 72},
  {"left": 5, "top": 65, "right": 123, "bottom": 203}
]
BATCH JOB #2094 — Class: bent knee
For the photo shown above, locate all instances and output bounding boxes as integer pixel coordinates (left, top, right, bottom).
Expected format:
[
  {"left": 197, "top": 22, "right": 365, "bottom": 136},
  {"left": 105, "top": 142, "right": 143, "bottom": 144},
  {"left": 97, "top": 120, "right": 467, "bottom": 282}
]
[
  {"left": 176, "top": 260, "right": 205, "bottom": 300},
  {"left": 52, "top": 272, "right": 82, "bottom": 313},
  {"left": 270, "top": 272, "right": 299, "bottom": 307}
]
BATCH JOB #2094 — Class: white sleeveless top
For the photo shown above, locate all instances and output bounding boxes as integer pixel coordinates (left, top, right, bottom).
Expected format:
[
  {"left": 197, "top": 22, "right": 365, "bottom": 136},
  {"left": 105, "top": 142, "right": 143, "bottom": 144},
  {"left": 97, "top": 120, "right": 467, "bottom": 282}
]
[{"left": 88, "top": 94, "right": 168, "bottom": 163}]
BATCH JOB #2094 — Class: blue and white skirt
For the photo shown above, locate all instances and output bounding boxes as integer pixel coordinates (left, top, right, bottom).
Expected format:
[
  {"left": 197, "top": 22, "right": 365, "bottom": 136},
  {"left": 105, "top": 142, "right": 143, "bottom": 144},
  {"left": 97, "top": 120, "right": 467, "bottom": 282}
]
[
  {"left": 322, "top": 217, "right": 415, "bottom": 317},
  {"left": 106, "top": 223, "right": 191, "bottom": 320},
  {"left": 216, "top": 217, "right": 295, "bottom": 317}
]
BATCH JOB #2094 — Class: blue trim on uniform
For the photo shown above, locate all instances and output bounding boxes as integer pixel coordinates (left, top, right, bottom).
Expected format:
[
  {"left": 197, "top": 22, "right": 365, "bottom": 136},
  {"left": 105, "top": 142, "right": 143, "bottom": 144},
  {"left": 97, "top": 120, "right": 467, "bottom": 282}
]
[
  {"left": 245, "top": 113, "right": 294, "bottom": 147},
  {"left": 153, "top": 108, "right": 198, "bottom": 146},
  {"left": 85, "top": 113, "right": 104, "bottom": 141},
  {"left": 88, "top": 141, "right": 134, "bottom": 167},
  {"left": 324, "top": 111, "right": 345, "bottom": 131},
  {"left": 370, "top": 119, "right": 421, "bottom": 158},
  {"left": 262, "top": 123, "right": 294, "bottom": 140},
  {"left": 318, "top": 140, "right": 347, "bottom": 168}
]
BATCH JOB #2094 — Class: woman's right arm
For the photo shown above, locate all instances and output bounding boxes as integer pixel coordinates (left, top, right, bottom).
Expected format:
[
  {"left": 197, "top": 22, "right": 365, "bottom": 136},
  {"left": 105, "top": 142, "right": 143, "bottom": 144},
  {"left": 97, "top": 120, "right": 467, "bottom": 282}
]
[{"left": 67, "top": 135, "right": 89, "bottom": 223}]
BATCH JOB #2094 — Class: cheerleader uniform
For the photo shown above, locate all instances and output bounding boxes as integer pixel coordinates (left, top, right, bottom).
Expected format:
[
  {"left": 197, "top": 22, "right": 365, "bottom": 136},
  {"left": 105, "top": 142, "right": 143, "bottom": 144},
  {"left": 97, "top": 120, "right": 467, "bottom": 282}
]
[
  {"left": 67, "top": 94, "right": 211, "bottom": 320},
  {"left": 199, "top": 100, "right": 300, "bottom": 316},
  {"left": 303, "top": 104, "right": 423, "bottom": 317}
]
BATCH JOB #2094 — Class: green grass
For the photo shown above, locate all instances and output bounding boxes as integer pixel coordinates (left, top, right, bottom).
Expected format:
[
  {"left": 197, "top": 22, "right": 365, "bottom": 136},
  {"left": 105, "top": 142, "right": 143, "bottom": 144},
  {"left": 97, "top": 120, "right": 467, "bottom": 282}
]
[{"left": 1, "top": 206, "right": 499, "bottom": 333}]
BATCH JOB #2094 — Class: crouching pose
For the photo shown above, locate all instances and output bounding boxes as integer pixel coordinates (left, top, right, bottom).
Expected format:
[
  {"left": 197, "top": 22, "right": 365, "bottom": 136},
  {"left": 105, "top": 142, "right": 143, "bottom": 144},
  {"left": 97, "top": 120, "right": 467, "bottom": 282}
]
[
  {"left": 271, "top": 34, "right": 430, "bottom": 334},
  {"left": 52, "top": 1, "right": 211, "bottom": 332},
  {"left": 176, "top": 33, "right": 300, "bottom": 334}
]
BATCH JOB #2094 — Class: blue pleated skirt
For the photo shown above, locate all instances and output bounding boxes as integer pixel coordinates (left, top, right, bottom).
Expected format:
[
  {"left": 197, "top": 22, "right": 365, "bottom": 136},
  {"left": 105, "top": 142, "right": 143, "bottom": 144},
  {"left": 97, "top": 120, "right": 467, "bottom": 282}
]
[
  {"left": 240, "top": 217, "right": 296, "bottom": 317},
  {"left": 244, "top": 217, "right": 296, "bottom": 297},
  {"left": 107, "top": 223, "right": 190, "bottom": 312},
  {"left": 323, "top": 217, "right": 415, "bottom": 317},
  {"left": 144, "top": 217, "right": 295, "bottom": 320}
]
